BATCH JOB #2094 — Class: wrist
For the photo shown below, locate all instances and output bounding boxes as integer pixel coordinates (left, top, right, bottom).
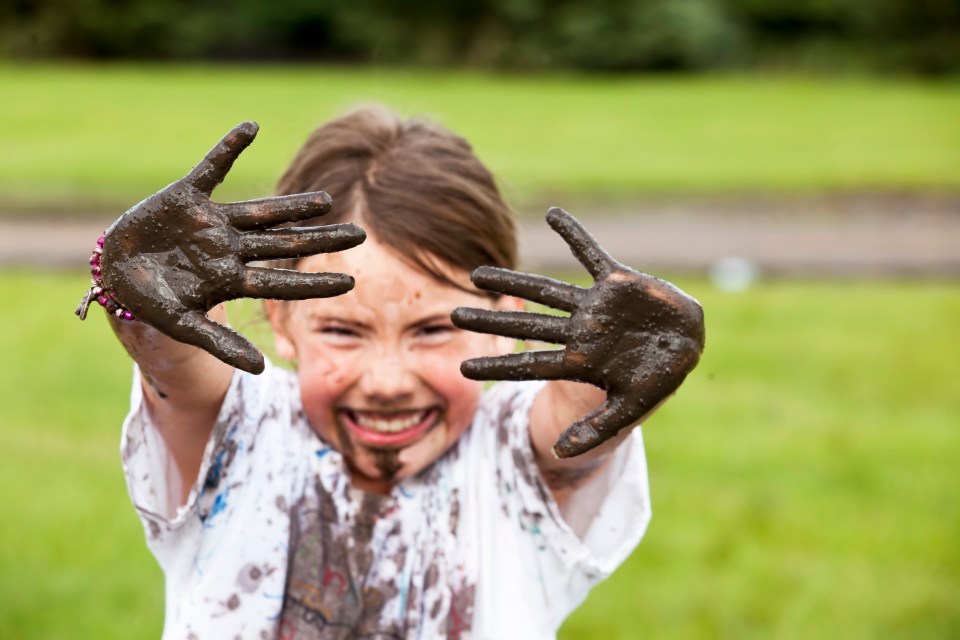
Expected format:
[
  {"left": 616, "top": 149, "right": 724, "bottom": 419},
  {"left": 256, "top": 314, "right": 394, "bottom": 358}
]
[{"left": 75, "top": 231, "right": 136, "bottom": 322}]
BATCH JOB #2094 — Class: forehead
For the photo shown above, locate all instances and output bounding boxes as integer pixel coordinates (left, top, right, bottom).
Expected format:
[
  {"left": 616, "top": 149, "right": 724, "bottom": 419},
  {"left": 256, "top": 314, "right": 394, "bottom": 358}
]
[{"left": 293, "top": 236, "right": 478, "bottom": 318}]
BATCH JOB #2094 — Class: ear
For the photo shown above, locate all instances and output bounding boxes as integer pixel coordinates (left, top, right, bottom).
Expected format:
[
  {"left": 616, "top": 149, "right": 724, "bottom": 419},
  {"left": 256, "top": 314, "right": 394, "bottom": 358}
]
[
  {"left": 265, "top": 300, "right": 297, "bottom": 362},
  {"left": 495, "top": 294, "right": 526, "bottom": 312},
  {"left": 490, "top": 295, "right": 526, "bottom": 355}
]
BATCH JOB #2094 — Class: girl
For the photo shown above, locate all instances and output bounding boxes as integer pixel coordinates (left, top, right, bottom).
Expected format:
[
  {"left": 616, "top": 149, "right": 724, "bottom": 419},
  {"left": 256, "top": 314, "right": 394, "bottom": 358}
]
[{"left": 82, "top": 106, "right": 704, "bottom": 638}]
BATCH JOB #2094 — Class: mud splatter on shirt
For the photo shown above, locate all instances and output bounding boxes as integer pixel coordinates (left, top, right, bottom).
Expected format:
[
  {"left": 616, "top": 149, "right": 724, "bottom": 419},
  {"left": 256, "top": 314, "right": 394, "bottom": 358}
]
[{"left": 120, "top": 361, "right": 652, "bottom": 639}]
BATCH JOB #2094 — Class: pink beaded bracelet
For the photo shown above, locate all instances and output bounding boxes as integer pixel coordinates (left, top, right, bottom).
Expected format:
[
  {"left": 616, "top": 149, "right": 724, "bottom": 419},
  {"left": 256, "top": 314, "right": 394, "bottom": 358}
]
[{"left": 75, "top": 233, "right": 136, "bottom": 321}]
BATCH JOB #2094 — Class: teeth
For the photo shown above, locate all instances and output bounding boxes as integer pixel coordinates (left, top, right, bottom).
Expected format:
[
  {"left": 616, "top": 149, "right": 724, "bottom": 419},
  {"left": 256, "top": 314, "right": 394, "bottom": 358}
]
[{"left": 352, "top": 410, "right": 428, "bottom": 433}]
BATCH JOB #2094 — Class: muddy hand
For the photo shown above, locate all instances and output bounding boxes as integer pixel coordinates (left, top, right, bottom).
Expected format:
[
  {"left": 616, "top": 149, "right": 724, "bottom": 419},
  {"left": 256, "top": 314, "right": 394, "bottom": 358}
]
[
  {"left": 451, "top": 207, "right": 705, "bottom": 458},
  {"left": 93, "top": 122, "right": 366, "bottom": 374}
]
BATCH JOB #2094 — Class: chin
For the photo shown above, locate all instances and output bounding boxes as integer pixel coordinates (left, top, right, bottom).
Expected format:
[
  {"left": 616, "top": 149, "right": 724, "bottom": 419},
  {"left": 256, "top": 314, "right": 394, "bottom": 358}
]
[{"left": 356, "top": 425, "right": 457, "bottom": 490}]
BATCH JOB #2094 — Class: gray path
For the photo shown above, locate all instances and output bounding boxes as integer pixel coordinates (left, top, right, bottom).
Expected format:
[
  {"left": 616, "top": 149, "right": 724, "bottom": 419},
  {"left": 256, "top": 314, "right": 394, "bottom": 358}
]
[{"left": 2, "top": 193, "right": 958, "bottom": 277}]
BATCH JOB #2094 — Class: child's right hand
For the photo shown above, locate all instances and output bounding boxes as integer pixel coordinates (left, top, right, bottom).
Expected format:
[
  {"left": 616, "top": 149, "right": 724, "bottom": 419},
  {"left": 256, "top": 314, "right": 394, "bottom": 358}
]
[{"left": 89, "top": 122, "right": 366, "bottom": 374}]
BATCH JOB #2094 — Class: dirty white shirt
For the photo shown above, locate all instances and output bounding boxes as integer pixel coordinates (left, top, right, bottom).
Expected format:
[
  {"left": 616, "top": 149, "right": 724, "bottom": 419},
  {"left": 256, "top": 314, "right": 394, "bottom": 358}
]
[{"left": 121, "top": 360, "right": 652, "bottom": 639}]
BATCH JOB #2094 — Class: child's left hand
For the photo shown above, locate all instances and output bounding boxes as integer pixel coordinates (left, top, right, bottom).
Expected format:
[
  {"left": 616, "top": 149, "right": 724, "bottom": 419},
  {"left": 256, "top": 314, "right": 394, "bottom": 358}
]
[{"left": 451, "top": 207, "right": 705, "bottom": 458}]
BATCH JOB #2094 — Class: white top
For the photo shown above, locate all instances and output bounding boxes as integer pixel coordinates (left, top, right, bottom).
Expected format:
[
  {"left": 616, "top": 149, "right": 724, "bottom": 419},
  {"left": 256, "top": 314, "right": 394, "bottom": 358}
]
[{"left": 121, "top": 360, "right": 652, "bottom": 639}]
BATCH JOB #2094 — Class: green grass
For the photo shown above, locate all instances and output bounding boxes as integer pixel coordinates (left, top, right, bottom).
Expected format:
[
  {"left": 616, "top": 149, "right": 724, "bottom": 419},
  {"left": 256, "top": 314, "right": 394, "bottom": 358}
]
[
  {"left": 1, "top": 271, "right": 957, "bottom": 638},
  {"left": 1, "top": 64, "right": 959, "bottom": 213}
]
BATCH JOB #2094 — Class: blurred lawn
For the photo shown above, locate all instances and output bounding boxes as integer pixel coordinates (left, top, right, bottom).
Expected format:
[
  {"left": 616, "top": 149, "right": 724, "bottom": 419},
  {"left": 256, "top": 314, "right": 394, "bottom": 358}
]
[
  {"left": 1, "top": 64, "right": 958, "bottom": 212},
  {"left": 1, "top": 271, "right": 957, "bottom": 638}
]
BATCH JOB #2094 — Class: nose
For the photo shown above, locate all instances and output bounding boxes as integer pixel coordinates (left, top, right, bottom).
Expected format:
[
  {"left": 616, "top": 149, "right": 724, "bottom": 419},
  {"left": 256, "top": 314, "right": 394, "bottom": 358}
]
[{"left": 358, "top": 345, "right": 418, "bottom": 404}]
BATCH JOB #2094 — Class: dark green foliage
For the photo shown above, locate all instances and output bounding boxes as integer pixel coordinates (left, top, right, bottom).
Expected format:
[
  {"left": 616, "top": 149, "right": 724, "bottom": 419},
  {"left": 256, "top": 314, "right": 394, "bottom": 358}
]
[{"left": 1, "top": 0, "right": 958, "bottom": 73}]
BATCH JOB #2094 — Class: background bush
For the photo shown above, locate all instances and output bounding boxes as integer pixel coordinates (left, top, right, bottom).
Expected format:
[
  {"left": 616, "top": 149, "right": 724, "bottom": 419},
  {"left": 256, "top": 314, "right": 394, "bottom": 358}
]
[{"left": 2, "top": 0, "right": 958, "bottom": 74}]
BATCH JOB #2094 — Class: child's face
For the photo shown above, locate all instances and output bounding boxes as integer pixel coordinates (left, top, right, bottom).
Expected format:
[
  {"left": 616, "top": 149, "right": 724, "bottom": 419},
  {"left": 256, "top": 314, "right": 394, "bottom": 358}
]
[{"left": 268, "top": 236, "right": 519, "bottom": 494}]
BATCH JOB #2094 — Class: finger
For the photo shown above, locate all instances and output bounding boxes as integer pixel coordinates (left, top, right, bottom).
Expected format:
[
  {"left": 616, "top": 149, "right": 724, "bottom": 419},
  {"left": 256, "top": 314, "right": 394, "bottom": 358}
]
[
  {"left": 546, "top": 207, "right": 618, "bottom": 281},
  {"left": 460, "top": 349, "right": 572, "bottom": 382},
  {"left": 471, "top": 266, "right": 584, "bottom": 313},
  {"left": 241, "top": 267, "right": 355, "bottom": 300},
  {"left": 167, "top": 311, "right": 265, "bottom": 374},
  {"left": 553, "top": 395, "right": 637, "bottom": 458},
  {"left": 237, "top": 224, "right": 366, "bottom": 261},
  {"left": 222, "top": 191, "right": 333, "bottom": 230},
  {"left": 184, "top": 122, "right": 259, "bottom": 195},
  {"left": 451, "top": 307, "right": 569, "bottom": 344}
]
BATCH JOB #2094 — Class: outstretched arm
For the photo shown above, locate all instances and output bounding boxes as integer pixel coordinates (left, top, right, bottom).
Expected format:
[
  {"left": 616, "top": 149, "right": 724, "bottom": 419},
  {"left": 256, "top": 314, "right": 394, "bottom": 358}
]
[
  {"left": 452, "top": 208, "right": 705, "bottom": 505},
  {"left": 78, "top": 122, "right": 365, "bottom": 504}
]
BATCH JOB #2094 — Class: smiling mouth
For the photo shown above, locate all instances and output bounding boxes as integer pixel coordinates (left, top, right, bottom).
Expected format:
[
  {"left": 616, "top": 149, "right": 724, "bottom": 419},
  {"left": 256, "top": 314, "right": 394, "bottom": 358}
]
[{"left": 339, "top": 407, "right": 441, "bottom": 449}]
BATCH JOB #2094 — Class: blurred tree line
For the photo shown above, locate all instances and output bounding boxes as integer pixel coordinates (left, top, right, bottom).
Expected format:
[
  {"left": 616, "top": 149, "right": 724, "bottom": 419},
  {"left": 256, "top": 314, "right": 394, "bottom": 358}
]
[{"left": 2, "top": 0, "right": 958, "bottom": 74}]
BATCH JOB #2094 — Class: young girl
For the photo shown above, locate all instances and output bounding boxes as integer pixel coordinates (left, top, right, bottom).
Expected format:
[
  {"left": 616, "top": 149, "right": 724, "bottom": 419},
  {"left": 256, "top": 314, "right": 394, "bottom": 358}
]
[{"left": 81, "top": 106, "right": 704, "bottom": 638}]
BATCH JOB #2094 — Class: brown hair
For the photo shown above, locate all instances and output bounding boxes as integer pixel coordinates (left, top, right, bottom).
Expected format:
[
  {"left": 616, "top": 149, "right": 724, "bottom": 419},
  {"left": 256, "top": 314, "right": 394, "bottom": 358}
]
[{"left": 275, "top": 105, "right": 517, "bottom": 294}]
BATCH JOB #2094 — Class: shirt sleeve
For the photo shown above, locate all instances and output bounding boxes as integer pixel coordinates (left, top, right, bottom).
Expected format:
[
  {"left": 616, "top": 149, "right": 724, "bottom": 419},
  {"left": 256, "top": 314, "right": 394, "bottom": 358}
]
[
  {"left": 122, "top": 363, "right": 248, "bottom": 525},
  {"left": 479, "top": 380, "right": 653, "bottom": 631},
  {"left": 118, "top": 359, "right": 302, "bottom": 558},
  {"left": 119, "top": 360, "right": 304, "bottom": 638}
]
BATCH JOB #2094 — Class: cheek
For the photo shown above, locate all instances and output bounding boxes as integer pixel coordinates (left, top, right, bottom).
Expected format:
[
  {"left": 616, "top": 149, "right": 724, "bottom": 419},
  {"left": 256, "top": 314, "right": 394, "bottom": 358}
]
[
  {"left": 418, "top": 336, "right": 496, "bottom": 428},
  {"left": 295, "top": 346, "right": 358, "bottom": 428},
  {"left": 411, "top": 354, "right": 480, "bottom": 462},
  {"left": 300, "top": 349, "right": 347, "bottom": 389}
]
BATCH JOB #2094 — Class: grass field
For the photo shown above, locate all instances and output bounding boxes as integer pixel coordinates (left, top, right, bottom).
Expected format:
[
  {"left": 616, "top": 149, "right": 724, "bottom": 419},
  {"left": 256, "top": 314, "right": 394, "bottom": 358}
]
[
  {"left": 1, "top": 64, "right": 959, "bottom": 212},
  {"left": 1, "top": 270, "right": 957, "bottom": 638}
]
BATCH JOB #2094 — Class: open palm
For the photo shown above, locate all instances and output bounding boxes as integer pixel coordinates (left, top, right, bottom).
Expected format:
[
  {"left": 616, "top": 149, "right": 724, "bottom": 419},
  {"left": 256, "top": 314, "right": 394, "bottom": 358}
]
[
  {"left": 452, "top": 208, "right": 705, "bottom": 457},
  {"left": 90, "top": 122, "right": 365, "bottom": 374}
]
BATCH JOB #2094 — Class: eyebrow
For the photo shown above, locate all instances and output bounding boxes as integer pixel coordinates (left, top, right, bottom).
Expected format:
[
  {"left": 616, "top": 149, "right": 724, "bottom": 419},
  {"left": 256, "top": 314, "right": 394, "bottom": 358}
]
[
  {"left": 306, "top": 314, "right": 369, "bottom": 330},
  {"left": 305, "top": 313, "right": 454, "bottom": 331},
  {"left": 407, "top": 314, "right": 454, "bottom": 331}
]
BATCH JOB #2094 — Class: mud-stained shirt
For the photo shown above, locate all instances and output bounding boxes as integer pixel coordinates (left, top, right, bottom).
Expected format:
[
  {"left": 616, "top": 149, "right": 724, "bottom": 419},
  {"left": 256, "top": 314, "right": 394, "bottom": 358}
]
[{"left": 121, "top": 360, "right": 652, "bottom": 639}]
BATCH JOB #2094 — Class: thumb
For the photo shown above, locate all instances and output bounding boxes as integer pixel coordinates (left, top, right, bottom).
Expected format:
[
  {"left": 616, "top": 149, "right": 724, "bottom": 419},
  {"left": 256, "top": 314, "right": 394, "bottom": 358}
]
[{"left": 168, "top": 311, "right": 265, "bottom": 374}]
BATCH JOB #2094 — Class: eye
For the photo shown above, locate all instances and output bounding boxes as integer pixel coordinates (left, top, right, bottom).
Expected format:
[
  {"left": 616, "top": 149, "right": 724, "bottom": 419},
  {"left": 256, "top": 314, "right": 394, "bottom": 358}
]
[
  {"left": 322, "top": 326, "right": 359, "bottom": 338},
  {"left": 416, "top": 323, "right": 456, "bottom": 344},
  {"left": 418, "top": 324, "right": 453, "bottom": 336},
  {"left": 312, "top": 322, "right": 363, "bottom": 345}
]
